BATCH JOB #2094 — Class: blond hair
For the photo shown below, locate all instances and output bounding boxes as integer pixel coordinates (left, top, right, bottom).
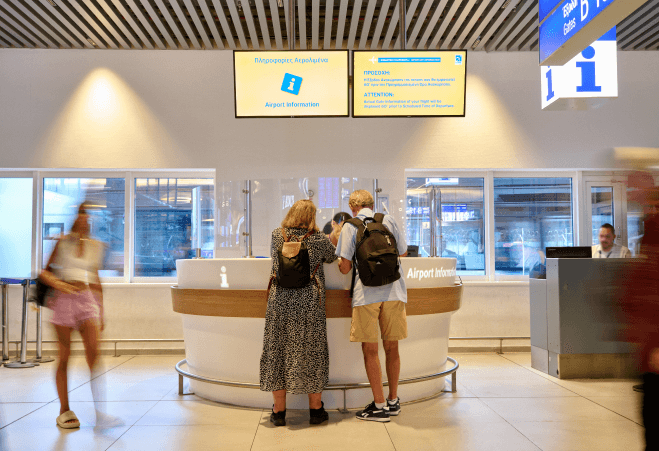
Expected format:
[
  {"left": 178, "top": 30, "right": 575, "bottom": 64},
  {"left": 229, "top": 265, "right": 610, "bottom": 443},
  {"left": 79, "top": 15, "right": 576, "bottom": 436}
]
[
  {"left": 348, "top": 190, "right": 374, "bottom": 210},
  {"left": 281, "top": 199, "right": 319, "bottom": 232}
]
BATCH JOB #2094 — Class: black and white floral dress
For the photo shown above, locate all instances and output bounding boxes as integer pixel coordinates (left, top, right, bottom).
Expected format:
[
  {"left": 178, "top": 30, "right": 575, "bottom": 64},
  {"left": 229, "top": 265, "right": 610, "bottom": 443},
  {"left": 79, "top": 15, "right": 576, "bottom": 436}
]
[{"left": 259, "top": 228, "right": 338, "bottom": 394}]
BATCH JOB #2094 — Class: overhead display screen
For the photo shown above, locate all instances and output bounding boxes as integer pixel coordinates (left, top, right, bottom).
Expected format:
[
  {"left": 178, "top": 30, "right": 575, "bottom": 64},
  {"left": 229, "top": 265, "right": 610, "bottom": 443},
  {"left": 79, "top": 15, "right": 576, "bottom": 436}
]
[
  {"left": 234, "top": 50, "right": 349, "bottom": 118},
  {"left": 352, "top": 51, "right": 467, "bottom": 117}
]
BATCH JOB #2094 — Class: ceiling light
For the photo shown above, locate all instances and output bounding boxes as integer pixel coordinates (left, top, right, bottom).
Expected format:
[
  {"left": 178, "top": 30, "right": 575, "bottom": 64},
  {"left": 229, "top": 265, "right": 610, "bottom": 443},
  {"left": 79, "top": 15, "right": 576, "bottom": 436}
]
[
  {"left": 46, "top": 0, "right": 57, "bottom": 6},
  {"left": 87, "top": 38, "right": 97, "bottom": 47},
  {"left": 277, "top": 0, "right": 283, "bottom": 6},
  {"left": 501, "top": 0, "right": 512, "bottom": 9},
  {"left": 471, "top": 36, "right": 481, "bottom": 49}
]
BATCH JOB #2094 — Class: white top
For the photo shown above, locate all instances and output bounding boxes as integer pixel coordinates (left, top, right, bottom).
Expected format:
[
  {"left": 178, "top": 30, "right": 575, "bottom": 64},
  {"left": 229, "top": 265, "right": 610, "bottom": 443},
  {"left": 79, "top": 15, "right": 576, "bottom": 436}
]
[
  {"left": 591, "top": 243, "right": 632, "bottom": 259},
  {"left": 52, "top": 235, "right": 104, "bottom": 283}
]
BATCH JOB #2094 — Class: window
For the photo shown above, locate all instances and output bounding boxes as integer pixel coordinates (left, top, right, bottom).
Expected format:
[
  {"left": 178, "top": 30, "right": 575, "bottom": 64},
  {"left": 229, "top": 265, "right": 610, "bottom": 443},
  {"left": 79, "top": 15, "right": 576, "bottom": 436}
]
[
  {"left": 0, "top": 178, "right": 33, "bottom": 278},
  {"left": 494, "top": 177, "right": 573, "bottom": 276},
  {"left": 42, "top": 177, "right": 125, "bottom": 277},
  {"left": 134, "top": 178, "right": 214, "bottom": 277},
  {"left": 406, "top": 177, "right": 485, "bottom": 275}
]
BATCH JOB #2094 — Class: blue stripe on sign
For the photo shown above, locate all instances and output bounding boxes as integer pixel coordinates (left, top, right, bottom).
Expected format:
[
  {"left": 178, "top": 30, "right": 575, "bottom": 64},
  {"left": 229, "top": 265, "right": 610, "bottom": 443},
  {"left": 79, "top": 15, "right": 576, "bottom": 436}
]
[{"left": 378, "top": 57, "right": 442, "bottom": 63}]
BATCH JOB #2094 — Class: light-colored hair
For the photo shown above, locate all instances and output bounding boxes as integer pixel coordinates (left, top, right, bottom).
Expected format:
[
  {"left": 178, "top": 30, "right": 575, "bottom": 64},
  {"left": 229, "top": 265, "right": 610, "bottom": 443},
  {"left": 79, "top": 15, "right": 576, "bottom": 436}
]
[
  {"left": 349, "top": 190, "right": 374, "bottom": 210},
  {"left": 281, "top": 199, "right": 318, "bottom": 231}
]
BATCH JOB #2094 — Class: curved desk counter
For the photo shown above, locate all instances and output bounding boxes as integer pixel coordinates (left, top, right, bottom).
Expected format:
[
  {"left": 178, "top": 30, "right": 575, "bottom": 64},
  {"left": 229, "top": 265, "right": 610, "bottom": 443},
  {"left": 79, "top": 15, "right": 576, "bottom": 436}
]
[{"left": 172, "top": 257, "right": 461, "bottom": 409}]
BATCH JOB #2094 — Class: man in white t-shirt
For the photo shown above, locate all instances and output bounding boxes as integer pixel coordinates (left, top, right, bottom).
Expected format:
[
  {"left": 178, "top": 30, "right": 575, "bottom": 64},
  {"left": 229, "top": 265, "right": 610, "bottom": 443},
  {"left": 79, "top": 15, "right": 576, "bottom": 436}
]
[{"left": 592, "top": 223, "right": 632, "bottom": 258}]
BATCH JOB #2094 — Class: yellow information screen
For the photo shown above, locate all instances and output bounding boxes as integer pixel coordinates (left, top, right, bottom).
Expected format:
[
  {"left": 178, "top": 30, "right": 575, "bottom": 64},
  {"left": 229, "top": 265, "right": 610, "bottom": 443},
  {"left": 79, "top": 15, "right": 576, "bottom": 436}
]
[
  {"left": 234, "top": 51, "right": 349, "bottom": 117},
  {"left": 352, "top": 51, "right": 467, "bottom": 117}
]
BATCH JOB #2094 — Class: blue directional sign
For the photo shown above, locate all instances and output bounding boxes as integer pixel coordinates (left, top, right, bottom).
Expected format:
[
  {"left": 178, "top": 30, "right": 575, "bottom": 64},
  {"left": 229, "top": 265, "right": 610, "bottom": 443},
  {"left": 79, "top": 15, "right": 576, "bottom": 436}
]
[
  {"left": 539, "top": 0, "right": 564, "bottom": 24},
  {"left": 539, "top": 0, "right": 645, "bottom": 65}
]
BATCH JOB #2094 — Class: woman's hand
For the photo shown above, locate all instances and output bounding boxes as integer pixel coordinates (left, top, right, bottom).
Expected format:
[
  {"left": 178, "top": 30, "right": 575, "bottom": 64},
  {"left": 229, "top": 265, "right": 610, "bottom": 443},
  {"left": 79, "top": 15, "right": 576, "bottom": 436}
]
[{"left": 329, "top": 221, "right": 342, "bottom": 246}]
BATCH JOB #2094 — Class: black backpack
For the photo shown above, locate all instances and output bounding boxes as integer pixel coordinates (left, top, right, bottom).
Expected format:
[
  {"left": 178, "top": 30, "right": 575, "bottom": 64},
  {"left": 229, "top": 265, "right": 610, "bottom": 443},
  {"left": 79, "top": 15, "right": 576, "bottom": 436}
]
[
  {"left": 345, "top": 213, "right": 401, "bottom": 296},
  {"left": 275, "top": 228, "right": 319, "bottom": 289}
]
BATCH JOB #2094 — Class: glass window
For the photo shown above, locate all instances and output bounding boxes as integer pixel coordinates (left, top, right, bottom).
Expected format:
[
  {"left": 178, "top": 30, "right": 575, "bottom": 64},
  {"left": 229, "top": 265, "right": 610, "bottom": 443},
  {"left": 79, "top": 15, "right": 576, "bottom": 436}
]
[
  {"left": 494, "top": 177, "right": 573, "bottom": 276},
  {"left": 0, "top": 178, "right": 33, "bottom": 278},
  {"left": 42, "top": 178, "right": 125, "bottom": 277},
  {"left": 406, "top": 177, "right": 485, "bottom": 275},
  {"left": 134, "top": 178, "right": 214, "bottom": 277},
  {"left": 590, "top": 186, "right": 614, "bottom": 244}
]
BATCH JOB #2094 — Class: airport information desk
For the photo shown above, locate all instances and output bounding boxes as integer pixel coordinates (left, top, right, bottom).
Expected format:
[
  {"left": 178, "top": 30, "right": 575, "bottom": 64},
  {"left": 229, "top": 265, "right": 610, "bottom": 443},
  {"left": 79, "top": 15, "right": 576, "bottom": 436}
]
[{"left": 171, "top": 257, "right": 462, "bottom": 410}]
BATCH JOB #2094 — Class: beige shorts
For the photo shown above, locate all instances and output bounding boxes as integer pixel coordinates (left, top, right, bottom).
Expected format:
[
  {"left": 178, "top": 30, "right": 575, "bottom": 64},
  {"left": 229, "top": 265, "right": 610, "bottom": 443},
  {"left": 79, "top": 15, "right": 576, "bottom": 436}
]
[{"left": 350, "top": 301, "right": 408, "bottom": 343}]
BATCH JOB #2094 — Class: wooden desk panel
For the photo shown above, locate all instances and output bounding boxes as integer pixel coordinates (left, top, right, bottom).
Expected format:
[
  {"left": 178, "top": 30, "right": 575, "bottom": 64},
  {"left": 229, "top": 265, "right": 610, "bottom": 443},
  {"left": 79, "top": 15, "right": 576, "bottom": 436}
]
[{"left": 172, "top": 284, "right": 462, "bottom": 318}]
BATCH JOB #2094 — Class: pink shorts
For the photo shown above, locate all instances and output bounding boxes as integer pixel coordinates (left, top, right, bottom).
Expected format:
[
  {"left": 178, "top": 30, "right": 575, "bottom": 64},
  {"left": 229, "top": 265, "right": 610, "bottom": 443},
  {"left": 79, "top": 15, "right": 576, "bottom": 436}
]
[{"left": 49, "top": 289, "right": 101, "bottom": 330}]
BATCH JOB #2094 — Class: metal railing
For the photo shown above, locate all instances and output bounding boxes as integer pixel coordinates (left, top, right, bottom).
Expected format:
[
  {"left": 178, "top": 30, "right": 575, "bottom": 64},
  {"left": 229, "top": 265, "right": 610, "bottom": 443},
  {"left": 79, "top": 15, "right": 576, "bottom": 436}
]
[
  {"left": 175, "top": 357, "right": 459, "bottom": 413},
  {"left": 6, "top": 338, "right": 185, "bottom": 358}
]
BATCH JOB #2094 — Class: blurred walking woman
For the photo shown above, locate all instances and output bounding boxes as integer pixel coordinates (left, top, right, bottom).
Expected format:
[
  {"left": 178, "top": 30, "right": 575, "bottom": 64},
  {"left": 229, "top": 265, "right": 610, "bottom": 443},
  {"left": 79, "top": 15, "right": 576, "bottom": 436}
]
[
  {"left": 40, "top": 202, "right": 105, "bottom": 429},
  {"left": 260, "top": 200, "right": 339, "bottom": 426}
]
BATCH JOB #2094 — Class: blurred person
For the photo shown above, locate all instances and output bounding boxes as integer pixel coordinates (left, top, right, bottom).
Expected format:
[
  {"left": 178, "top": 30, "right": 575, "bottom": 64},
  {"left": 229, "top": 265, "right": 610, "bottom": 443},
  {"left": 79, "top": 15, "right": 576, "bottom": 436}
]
[
  {"left": 592, "top": 223, "right": 632, "bottom": 258},
  {"left": 619, "top": 172, "right": 659, "bottom": 450},
  {"left": 39, "top": 202, "right": 111, "bottom": 429},
  {"left": 337, "top": 190, "right": 407, "bottom": 422},
  {"left": 260, "top": 200, "right": 340, "bottom": 426}
]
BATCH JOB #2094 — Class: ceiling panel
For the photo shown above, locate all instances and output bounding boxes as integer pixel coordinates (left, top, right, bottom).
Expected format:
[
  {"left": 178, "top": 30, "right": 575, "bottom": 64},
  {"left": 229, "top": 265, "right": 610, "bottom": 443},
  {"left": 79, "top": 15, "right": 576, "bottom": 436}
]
[{"left": 0, "top": 0, "right": 655, "bottom": 52}]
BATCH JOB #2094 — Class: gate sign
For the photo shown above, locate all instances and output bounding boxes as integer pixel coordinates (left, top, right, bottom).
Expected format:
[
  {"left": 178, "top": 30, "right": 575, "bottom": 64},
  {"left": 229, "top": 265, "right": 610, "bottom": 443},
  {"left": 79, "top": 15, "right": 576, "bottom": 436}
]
[
  {"left": 539, "top": 0, "right": 645, "bottom": 66},
  {"left": 539, "top": 0, "right": 564, "bottom": 24},
  {"left": 541, "top": 28, "right": 617, "bottom": 110}
]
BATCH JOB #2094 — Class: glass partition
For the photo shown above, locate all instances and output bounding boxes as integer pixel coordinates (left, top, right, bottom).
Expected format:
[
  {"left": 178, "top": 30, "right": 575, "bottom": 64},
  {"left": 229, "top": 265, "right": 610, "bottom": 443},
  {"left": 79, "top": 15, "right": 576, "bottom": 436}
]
[
  {"left": 406, "top": 177, "right": 485, "bottom": 274},
  {"left": 494, "top": 177, "right": 573, "bottom": 276},
  {"left": 0, "top": 178, "right": 33, "bottom": 278},
  {"left": 42, "top": 177, "right": 125, "bottom": 277},
  {"left": 134, "top": 178, "right": 214, "bottom": 277}
]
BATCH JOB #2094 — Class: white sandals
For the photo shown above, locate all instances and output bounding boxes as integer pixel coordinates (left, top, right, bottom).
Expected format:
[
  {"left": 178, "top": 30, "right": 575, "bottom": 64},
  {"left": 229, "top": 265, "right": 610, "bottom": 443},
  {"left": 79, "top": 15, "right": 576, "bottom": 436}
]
[{"left": 56, "top": 410, "right": 80, "bottom": 429}]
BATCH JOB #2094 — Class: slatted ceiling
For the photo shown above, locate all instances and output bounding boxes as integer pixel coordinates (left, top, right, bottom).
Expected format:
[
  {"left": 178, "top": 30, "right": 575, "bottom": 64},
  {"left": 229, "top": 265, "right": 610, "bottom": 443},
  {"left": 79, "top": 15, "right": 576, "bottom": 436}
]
[
  {"left": 407, "top": 0, "right": 435, "bottom": 48},
  {"left": 428, "top": 0, "right": 462, "bottom": 48},
  {"left": 0, "top": 0, "right": 657, "bottom": 52},
  {"left": 417, "top": 0, "right": 447, "bottom": 49},
  {"left": 296, "top": 0, "right": 305, "bottom": 48},
  {"left": 345, "top": 0, "right": 361, "bottom": 48},
  {"left": 39, "top": 0, "right": 89, "bottom": 48},
  {"left": 2, "top": 0, "right": 61, "bottom": 48},
  {"left": 381, "top": 0, "right": 397, "bottom": 48},
  {"left": 393, "top": 0, "right": 418, "bottom": 49},
  {"left": 619, "top": 11, "right": 659, "bottom": 49},
  {"left": 110, "top": 0, "right": 152, "bottom": 48},
  {"left": 173, "top": 0, "right": 201, "bottom": 49},
  {"left": 474, "top": 0, "right": 520, "bottom": 51},
  {"left": 442, "top": 0, "right": 477, "bottom": 49},
  {"left": 334, "top": 0, "right": 348, "bottom": 48},
  {"left": 497, "top": 0, "right": 536, "bottom": 51},
  {"left": 454, "top": 0, "right": 498, "bottom": 49}
]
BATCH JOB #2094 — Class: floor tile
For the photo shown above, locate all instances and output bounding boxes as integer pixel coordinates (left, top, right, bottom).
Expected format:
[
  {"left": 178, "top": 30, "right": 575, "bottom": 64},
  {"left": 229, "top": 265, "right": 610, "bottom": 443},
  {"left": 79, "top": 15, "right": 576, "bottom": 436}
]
[
  {"left": 8, "top": 401, "right": 157, "bottom": 429},
  {"left": 587, "top": 396, "right": 643, "bottom": 424},
  {"left": 513, "top": 420, "right": 645, "bottom": 451},
  {"left": 0, "top": 402, "right": 47, "bottom": 428},
  {"left": 250, "top": 410, "right": 396, "bottom": 451},
  {"left": 386, "top": 420, "right": 541, "bottom": 451},
  {"left": 389, "top": 397, "right": 508, "bottom": 426},
  {"left": 136, "top": 399, "right": 263, "bottom": 426},
  {"left": 107, "top": 424, "right": 256, "bottom": 451},
  {"left": 481, "top": 397, "right": 627, "bottom": 423},
  {"left": 0, "top": 422, "right": 130, "bottom": 451}
]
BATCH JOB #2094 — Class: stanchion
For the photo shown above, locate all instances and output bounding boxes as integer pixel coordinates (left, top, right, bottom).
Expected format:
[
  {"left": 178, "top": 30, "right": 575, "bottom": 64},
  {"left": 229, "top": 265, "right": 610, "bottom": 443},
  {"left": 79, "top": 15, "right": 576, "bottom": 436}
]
[
  {"left": 1, "top": 283, "right": 9, "bottom": 363},
  {"left": 5, "top": 280, "right": 36, "bottom": 368},
  {"left": 33, "top": 297, "right": 54, "bottom": 363}
]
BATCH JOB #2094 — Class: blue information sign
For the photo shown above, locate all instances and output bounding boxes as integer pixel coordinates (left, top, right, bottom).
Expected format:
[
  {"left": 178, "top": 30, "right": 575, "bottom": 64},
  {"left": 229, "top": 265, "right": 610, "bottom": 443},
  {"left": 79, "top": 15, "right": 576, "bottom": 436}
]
[
  {"left": 540, "top": 0, "right": 631, "bottom": 64},
  {"left": 539, "top": 0, "right": 564, "bottom": 24}
]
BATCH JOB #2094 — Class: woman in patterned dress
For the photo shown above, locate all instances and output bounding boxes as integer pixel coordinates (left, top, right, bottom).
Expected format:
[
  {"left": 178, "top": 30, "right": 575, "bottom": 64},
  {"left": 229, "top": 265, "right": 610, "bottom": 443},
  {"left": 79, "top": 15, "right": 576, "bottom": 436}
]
[{"left": 260, "top": 200, "right": 340, "bottom": 426}]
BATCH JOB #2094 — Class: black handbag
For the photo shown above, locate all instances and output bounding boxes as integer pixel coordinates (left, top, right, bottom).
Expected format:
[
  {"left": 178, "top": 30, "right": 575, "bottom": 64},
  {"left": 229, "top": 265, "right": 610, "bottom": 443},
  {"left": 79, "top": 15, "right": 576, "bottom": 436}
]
[{"left": 31, "top": 270, "right": 53, "bottom": 308}]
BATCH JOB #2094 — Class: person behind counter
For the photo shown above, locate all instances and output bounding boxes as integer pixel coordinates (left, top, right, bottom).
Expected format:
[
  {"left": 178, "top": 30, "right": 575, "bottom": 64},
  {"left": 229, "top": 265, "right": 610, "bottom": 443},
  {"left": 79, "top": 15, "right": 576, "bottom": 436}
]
[
  {"left": 259, "top": 199, "right": 340, "bottom": 427},
  {"left": 592, "top": 223, "right": 632, "bottom": 258},
  {"left": 337, "top": 190, "right": 408, "bottom": 422},
  {"left": 322, "top": 211, "right": 351, "bottom": 242},
  {"left": 39, "top": 202, "right": 107, "bottom": 429}
]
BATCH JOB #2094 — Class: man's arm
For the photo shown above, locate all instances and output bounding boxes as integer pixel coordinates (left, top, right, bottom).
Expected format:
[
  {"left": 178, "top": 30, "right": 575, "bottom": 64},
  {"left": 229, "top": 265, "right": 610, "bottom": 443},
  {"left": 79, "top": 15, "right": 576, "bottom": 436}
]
[{"left": 338, "top": 257, "right": 352, "bottom": 274}]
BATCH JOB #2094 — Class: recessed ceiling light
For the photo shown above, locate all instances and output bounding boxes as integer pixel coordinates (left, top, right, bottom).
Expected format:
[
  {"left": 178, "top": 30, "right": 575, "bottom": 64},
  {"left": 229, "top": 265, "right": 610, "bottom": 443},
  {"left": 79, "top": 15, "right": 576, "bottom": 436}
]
[
  {"left": 87, "top": 38, "right": 97, "bottom": 47},
  {"left": 471, "top": 36, "right": 481, "bottom": 49},
  {"left": 501, "top": 0, "right": 512, "bottom": 9},
  {"left": 46, "top": 0, "right": 57, "bottom": 6}
]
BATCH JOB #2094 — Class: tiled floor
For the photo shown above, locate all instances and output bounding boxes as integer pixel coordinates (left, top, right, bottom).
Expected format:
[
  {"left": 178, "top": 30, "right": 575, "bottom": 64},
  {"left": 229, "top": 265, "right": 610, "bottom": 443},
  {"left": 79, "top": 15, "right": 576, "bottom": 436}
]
[{"left": 0, "top": 353, "right": 646, "bottom": 450}]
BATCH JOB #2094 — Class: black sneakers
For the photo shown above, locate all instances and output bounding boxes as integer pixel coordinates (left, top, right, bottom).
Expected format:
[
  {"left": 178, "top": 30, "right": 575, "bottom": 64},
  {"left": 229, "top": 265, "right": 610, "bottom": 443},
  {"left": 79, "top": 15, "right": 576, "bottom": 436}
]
[
  {"left": 309, "top": 401, "right": 329, "bottom": 425},
  {"left": 386, "top": 397, "right": 401, "bottom": 416},
  {"left": 355, "top": 401, "right": 390, "bottom": 422},
  {"left": 270, "top": 408, "right": 286, "bottom": 427}
]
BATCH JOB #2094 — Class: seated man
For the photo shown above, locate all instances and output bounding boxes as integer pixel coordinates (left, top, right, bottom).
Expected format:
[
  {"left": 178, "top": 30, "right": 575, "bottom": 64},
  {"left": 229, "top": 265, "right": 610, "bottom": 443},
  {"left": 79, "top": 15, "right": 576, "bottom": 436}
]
[{"left": 592, "top": 223, "right": 632, "bottom": 258}]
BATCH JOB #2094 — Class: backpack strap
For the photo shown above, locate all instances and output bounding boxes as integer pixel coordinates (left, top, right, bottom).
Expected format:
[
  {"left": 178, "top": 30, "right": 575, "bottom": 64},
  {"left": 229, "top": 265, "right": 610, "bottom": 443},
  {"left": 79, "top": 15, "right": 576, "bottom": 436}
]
[
  {"left": 373, "top": 213, "right": 385, "bottom": 223},
  {"left": 345, "top": 218, "right": 366, "bottom": 298}
]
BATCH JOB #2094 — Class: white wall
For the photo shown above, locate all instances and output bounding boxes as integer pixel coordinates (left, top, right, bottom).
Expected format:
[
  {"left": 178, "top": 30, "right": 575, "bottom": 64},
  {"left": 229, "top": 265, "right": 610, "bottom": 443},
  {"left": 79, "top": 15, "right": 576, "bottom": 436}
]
[{"left": 1, "top": 49, "right": 657, "bottom": 352}]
